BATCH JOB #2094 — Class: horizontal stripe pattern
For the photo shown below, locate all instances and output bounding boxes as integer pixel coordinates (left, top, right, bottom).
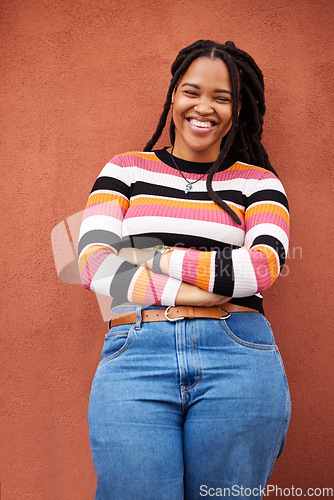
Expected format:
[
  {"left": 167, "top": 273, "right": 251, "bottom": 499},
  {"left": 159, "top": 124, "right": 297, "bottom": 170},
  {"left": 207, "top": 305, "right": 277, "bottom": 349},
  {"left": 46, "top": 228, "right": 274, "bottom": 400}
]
[{"left": 78, "top": 150, "right": 290, "bottom": 307}]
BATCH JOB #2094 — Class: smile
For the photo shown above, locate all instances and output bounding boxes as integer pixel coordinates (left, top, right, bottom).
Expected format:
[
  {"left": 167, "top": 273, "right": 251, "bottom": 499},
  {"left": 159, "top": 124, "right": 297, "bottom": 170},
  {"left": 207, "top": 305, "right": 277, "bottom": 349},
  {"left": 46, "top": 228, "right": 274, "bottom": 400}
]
[
  {"left": 186, "top": 117, "right": 217, "bottom": 135},
  {"left": 188, "top": 118, "right": 216, "bottom": 128}
]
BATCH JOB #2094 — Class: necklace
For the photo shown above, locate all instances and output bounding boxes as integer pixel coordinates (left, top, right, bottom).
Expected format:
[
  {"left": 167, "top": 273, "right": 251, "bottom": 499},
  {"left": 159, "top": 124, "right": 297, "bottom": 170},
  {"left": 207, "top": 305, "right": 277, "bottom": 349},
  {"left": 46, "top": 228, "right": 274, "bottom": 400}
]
[{"left": 170, "top": 147, "right": 213, "bottom": 194}]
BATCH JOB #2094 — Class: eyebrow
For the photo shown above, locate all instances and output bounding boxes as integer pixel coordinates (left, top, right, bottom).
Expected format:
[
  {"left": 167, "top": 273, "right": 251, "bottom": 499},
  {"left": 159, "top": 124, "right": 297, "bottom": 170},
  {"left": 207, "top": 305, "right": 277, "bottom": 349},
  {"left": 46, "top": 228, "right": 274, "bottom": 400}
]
[{"left": 181, "top": 82, "right": 232, "bottom": 95}]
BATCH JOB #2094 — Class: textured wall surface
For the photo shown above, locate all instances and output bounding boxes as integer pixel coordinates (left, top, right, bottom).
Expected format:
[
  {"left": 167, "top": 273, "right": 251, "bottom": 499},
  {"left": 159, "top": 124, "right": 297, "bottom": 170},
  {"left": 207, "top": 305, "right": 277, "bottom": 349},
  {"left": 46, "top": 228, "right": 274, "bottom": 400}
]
[{"left": 1, "top": 0, "right": 333, "bottom": 498}]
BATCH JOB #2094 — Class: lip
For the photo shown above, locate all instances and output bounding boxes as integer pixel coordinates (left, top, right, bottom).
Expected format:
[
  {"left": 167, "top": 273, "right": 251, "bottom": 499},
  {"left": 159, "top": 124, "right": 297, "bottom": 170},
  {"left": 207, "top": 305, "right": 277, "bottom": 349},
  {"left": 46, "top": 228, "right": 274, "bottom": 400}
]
[{"left": 185, "top": 116, "right": 217, "bottom": 134}]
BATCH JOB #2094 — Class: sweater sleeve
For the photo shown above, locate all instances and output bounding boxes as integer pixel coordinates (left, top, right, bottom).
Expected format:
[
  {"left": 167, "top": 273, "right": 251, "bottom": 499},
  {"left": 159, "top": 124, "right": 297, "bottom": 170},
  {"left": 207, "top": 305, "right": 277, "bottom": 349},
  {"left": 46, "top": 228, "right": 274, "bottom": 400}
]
[
  {"left": 77, "top": 155, "right": 182, "bottom": 306},
  {"left": 168, "top": 171, "right": 290, "bottom": 297}
]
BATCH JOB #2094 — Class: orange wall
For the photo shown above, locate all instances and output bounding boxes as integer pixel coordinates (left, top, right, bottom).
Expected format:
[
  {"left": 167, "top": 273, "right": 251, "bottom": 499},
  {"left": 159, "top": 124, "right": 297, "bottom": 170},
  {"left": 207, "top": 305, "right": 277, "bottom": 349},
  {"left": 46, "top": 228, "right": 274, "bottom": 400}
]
[{"left": 1, "top": 0, "right": 333, "bottom": 498}]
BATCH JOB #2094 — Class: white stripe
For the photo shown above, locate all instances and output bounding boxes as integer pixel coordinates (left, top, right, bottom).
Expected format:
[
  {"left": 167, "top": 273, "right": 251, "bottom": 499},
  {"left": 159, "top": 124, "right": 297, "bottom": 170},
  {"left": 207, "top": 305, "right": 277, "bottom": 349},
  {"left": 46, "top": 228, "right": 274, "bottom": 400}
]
[
  {"left": 127, "top": 267, "right": 143, "bottom": 302},
  {"left": 98, "top": 162, "right": 130, "bottom": 184},
  {"left": 169, "top": 249, "right": 187, "bottom": 281},
  {"left": 161, "top": 278, "right": 182, "bottom": 306},
  {"left": 104, "top": 164, "right": 273, "bottom": 193},
  {"left": 79, "top": 215, "right": 122, "bottom": 239},
  {"left": 249, "top": 177, "right": 287, "bottom": 195},
  {"left": 208, "top": 251, "right": 216, "bottom": 293},
  {"left": 89, "top": 253, "right": 123, "bottom": 295},
  {"left": 123, "top": 216, "right": 245, "bottom": 247},
  {"left": 231, "top": 249, "right": 258, "bottom": 297},
  {"left": 246, "top": 223, "right": 289, "bottom": 254},
  {"left": 100, "top": 157, "right": 286, "bottom": 198}
]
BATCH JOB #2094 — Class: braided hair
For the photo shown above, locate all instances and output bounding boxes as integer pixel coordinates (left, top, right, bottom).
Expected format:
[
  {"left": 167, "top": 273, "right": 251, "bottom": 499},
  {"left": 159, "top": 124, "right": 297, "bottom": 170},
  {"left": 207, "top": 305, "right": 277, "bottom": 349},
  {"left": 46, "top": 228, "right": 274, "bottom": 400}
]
[{"left": 144, "top": 40, "right": 276, "bottom": 226}]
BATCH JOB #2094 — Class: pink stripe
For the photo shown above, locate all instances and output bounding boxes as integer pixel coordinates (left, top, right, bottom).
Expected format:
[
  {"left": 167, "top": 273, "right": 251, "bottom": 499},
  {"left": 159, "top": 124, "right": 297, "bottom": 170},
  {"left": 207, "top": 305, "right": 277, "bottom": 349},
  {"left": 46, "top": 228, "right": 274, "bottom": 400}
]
[
  {"left": 82, "top": 203, "right": 126, "bottom": 221},
  {"left": 126, "top": 204, "right": 241, "bottom": 227},
  {"left": 144, "top": 274, "right": 170, "bottom": 305},
  {"left": 120, "top": 154, "right": 272, "bottom": 183},
  {"left": 221, "top": 167, "right": 271, "bottom": 182},
  {"left": 120, "top": 155, "right": 176, "bottom": 176},
  {"left": 246, "top": 212, "right": 290, "bottom": 236},
  {"left": 182, "top": 250, "right": 201, "bottom": 286},
  {"left": 80, "top": 249, "right": 111, "bottom": 289},
  {"left": 249, "top": 250, "right": 274, "bottom": 292}
]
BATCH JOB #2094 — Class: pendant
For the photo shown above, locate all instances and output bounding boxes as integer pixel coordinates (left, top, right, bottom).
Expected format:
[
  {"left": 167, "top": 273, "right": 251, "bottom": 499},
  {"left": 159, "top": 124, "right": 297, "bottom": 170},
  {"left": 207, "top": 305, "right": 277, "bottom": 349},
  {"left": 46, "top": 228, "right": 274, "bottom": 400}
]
[{"left": 185, "top": 183, "right": 192, "bottom": 194}]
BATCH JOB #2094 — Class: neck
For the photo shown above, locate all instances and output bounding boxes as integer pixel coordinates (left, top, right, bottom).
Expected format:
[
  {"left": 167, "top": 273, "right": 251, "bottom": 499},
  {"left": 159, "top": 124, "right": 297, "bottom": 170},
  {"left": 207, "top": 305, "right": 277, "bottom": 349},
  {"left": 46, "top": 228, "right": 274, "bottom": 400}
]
[
  {"left": 170, "top": 148, "right": 217, "bottom": 163},
  {"left": 168, "top": 133, "right": 220, "bottom": 163}
]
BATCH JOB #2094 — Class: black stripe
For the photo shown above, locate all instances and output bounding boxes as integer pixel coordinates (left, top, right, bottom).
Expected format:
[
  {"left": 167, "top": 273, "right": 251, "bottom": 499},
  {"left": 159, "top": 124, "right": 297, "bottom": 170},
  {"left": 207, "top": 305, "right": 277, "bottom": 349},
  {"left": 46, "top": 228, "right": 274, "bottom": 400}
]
[
  {"left": 154, "top": 148, "right": 237, "bottom": 174},
  {"left": 90, "top": 176, "right": 129, "bottom": 197},
  {"left": 253, "top": 235, "right": 287, "bottom": 269},
  {"left": 213, "top": 246, "right": 234, "bottom": 296},
  {"left": 78, "top": 230, "right": 121, "bottom": 256},
  {"left": 229, "top": 296, "right": 264, "bottom": 315},
  {"left": 109, "top": 262, "right": 138, "bottom": 306},
  {"left": 247, "top": 190, "right": 289, "bottom": 211},
  {"left": 131, "top": 182, "right": 245, "bottom": 205},
  {"left": 128, "top": 232, "right": 240, "bottom": 252}
]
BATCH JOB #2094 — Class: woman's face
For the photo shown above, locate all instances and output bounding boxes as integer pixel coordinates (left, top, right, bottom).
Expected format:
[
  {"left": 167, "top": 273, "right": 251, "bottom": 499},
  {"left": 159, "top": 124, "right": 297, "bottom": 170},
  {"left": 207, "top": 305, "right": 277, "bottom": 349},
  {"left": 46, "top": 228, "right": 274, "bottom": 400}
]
[{"left": 172, "top": 57, "right": 236, "bottom": 162}]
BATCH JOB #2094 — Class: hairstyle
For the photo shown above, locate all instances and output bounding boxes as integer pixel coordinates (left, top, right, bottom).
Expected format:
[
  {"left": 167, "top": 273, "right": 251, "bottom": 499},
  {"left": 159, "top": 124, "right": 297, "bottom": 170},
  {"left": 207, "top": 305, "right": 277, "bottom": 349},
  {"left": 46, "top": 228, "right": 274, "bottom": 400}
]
[{"left": 144, "top": 39, "right": 276, "bottom": 225}]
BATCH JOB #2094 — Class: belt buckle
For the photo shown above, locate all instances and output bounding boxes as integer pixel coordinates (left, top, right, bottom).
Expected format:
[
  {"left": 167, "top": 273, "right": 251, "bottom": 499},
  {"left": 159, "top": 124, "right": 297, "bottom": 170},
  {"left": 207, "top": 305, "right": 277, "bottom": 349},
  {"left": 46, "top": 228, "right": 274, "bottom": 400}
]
[
  {"left": 219, "top": 308, "right": 231, "bottom": 320},
  {"left": 165, "top": 306, "right": 185, "bottom": 322}
]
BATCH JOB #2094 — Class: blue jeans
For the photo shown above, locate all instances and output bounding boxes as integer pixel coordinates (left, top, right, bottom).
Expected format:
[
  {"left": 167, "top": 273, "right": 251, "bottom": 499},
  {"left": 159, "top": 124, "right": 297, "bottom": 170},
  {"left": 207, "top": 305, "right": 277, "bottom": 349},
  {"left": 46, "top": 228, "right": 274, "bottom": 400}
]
[{"left": 88, "top": 305, "right": 291, "bottom": 500}]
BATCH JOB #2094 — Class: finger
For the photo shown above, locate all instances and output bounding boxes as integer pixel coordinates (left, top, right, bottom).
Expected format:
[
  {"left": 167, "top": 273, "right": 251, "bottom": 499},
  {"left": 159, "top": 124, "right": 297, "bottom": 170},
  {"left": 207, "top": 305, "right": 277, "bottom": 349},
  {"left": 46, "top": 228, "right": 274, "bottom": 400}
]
[{"left": 241, "top": 241, "right": 253, "bottom": 249}]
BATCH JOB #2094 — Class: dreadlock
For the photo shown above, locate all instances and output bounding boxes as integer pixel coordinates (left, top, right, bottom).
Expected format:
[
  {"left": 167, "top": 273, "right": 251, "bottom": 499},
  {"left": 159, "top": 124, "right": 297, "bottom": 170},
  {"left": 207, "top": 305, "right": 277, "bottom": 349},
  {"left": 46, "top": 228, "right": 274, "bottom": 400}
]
[{"left": 144, "top": 40, "right": 276, "bottom": 226}]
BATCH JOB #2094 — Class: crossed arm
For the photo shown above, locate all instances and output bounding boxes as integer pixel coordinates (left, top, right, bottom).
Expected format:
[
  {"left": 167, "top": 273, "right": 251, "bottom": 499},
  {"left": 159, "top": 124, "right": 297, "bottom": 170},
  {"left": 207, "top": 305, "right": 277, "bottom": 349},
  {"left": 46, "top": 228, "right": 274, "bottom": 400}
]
[
  {"left": 78, "top": 155, "right": 289, "bottom": 307},
  {"left": 117, "top": 242, "right": 252, "bottom": 307}
]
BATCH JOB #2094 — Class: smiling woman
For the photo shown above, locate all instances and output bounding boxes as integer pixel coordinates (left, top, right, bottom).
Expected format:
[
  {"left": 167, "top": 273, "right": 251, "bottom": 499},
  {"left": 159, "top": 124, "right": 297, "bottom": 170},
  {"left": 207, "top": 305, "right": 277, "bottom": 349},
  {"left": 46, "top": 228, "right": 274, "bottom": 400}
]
[
  {"left": 171, "top": 57, "right": 238, "bottom": 162},
  {"left": 78, "top": 40, "right": 291, "bottom": 500}
]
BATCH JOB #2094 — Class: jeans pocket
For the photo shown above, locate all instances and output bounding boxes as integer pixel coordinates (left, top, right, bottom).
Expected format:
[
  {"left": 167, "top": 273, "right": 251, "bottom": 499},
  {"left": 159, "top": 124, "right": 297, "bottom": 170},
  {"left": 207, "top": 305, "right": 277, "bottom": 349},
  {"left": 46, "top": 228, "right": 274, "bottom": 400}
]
[
  {"left": 98, "top": 324, "right": 134, "bottom": 365},
  {"left": 220, "top": 312, "right": 277, "bottom": 350}
]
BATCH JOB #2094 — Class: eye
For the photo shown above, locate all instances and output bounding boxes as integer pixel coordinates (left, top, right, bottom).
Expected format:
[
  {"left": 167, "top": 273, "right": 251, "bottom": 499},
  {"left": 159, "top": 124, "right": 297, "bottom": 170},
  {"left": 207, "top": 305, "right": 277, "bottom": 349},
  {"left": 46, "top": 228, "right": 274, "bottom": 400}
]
[
  {"left": 215, "top": 96, "right": 231, "bottom": 103},
  {"left": 184, "top": 90, "right": 198, "bottom": 97}
]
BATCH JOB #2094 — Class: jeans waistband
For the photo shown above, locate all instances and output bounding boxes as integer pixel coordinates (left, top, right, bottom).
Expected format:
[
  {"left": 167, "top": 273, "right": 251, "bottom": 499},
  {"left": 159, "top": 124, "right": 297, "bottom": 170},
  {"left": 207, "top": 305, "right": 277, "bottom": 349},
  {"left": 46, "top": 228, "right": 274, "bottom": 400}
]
[{"left": 110, "top": 304, "right": 167, "bottom": 315}]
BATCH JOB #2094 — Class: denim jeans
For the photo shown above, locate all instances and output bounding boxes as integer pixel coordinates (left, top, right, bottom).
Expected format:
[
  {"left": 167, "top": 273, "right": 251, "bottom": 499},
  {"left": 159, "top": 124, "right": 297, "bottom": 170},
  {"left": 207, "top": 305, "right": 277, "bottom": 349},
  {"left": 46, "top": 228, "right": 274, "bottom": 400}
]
[{"left": 88, "top": 304, "right": 291, "bottom": 500}]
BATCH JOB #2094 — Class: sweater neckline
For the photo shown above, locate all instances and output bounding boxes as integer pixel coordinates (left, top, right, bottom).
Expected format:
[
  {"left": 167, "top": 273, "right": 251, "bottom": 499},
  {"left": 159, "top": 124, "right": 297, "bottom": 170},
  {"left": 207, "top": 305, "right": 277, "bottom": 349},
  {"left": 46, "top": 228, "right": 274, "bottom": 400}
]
[{"left": 154, "top": 147, "right": 236, "bottom": 174}]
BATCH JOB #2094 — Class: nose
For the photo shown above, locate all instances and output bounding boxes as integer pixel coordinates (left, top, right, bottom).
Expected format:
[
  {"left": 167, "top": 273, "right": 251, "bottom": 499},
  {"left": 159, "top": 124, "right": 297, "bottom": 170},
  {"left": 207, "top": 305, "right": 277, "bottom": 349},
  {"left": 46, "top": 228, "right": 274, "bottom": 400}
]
[{"left": 193, "top": 97, "right": 214, "bottom": 114}]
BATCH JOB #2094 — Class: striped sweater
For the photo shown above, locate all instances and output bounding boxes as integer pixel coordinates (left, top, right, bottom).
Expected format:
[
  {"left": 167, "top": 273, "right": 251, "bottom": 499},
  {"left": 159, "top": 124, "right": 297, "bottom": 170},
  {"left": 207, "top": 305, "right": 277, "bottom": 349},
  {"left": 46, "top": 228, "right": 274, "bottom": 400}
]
[{"left": 78, "top": 148, "right": 290, "bottom": 313}]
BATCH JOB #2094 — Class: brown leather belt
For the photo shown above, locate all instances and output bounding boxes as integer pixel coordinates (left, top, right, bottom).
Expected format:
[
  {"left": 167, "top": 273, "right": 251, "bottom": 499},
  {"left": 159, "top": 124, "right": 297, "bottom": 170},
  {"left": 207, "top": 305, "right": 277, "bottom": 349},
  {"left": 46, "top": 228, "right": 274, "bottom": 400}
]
[{"left": 109, "top": 303, "right": 259, "bottom": 328}]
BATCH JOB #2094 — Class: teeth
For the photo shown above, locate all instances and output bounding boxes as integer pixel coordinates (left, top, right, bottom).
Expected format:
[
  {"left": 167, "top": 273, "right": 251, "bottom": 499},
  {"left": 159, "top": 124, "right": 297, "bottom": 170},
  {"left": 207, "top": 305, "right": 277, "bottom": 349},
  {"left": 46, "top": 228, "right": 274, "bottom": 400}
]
[{"left": 189, "top": 118, "right": 214, "bottom": 128}]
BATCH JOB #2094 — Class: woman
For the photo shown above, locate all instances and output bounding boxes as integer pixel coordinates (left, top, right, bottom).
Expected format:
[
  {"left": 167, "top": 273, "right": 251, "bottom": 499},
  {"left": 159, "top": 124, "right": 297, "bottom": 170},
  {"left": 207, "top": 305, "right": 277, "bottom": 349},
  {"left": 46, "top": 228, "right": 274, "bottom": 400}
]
[{"left": 78, "top": 40, "right": 291, "bottom": 500}]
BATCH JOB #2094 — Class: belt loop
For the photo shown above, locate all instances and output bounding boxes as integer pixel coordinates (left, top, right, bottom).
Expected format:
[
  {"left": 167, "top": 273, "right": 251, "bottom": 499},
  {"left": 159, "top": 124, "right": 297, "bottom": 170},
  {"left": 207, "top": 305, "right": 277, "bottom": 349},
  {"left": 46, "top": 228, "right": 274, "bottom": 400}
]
[
  {"left": 187, "top": 306, "right": 195, "bottom": 319},
  {"left": 135, "top": 305, "right": 143, "bottom": 330}
]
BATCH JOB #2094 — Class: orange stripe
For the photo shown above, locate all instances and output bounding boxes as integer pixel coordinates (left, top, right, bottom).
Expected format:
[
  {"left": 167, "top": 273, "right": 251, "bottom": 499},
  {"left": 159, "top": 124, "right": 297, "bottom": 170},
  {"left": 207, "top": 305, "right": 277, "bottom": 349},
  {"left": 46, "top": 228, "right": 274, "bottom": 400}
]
[
  {"left": 86, "top": 192, "right": 129, "bottom": 210},
  {"left": 228, "top": 162, "right": 268, "bottom": 173},
  {"left": 253, "top": 245, "right": 279, "bottom": 284},
  {"left": 196, "top": 252, "right": 212, "bottom": 291},
  {"left": 246, "top": 203, "right": 289, "bottom": 225},
  {"left": 130, "top": 196, "right": 245, "bottom": 215},
  {"left": 130, "top": 268, "right": 153, "bottom": 302},
  {"left": 118, "top": 151, "right": 162, "bottom": 161}
]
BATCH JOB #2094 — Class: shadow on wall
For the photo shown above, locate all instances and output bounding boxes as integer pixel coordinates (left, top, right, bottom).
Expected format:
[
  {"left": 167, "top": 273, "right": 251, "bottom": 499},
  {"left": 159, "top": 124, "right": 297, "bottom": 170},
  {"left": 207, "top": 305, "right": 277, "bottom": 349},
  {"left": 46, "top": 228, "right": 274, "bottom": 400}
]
[{"left": 51, "top": 210, "right": 112, "bottom": 322}]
